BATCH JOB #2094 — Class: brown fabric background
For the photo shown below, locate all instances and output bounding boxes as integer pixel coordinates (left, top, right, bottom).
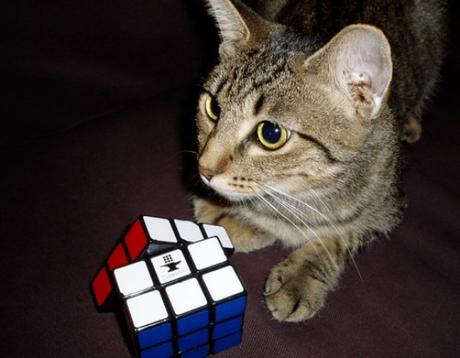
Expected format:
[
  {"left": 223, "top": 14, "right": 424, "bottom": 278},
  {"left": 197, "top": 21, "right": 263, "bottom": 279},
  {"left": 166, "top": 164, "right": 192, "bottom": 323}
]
[{"left": 1, "top": 1, "right": 459, "bottom": 357}]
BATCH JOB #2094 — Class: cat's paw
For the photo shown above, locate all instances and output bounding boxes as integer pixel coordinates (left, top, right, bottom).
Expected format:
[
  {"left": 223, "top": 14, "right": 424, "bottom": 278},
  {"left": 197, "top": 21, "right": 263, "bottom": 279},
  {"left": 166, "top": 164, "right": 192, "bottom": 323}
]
[
  {"left": 217, "top": 216, "right": 276, "bottom": 253},
  {"left": 193, "top": 197, "right": 228, "bottom": 224},
  {"left": 193, "top": 197, "right": 276, "bottom": 253},
  {"left": 264, "top": 259, "right": 328, "bottom": 322}
]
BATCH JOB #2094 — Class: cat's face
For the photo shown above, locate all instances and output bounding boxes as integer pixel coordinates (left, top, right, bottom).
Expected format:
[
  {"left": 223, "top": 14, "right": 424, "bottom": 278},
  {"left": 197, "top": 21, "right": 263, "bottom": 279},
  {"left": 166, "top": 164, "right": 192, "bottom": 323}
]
[
  {"left": 196, "top": 47, "right": 342, "bottom": 201},
  {"left": 197, "top": 1, "right": 392, "bottom": 202}
]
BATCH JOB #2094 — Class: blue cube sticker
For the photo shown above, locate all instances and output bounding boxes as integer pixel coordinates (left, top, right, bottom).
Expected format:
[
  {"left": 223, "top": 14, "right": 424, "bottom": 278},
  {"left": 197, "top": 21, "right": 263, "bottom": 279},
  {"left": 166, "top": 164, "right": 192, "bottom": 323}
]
[
  {"left": 212, "top": 316, "right": 243, "bottom": 340},
  {"left": 178, "top": 328, "right": 208, "bottom": 352},
  {"left": 213, "top": 331, "right": 242, "bottom": 354},
  {"left": 181, "top": 344, "right": 209, "bottom": 358},
  {"left": 140, "top": 341, "right": 173, "bottom": 358},
  {"left": 215, "top": 295, "right": 246, "bottom": 322},
  {"left": 177, "top": 309, "right": 209, "bottom": 336},
  {"left": 137, "top": 322, "right": 172, "bottom": 349}
]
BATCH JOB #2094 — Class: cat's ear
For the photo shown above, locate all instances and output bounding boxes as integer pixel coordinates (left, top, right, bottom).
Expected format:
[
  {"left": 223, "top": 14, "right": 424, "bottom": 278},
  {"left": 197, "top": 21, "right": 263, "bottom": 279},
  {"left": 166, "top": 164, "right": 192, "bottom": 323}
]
[
  {"left": 205, "top": 0, "right": 269, "bottom": 57},
  {"left": 305, "top": 24, "right": 392, "bottom": 120}
]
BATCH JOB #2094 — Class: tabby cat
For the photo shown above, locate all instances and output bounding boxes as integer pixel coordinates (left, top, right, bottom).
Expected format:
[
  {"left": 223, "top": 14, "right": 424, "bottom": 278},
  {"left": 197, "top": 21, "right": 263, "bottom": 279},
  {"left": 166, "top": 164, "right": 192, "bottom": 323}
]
[{"left": 193, "top": 0, "right": 446, "bottom": 322}]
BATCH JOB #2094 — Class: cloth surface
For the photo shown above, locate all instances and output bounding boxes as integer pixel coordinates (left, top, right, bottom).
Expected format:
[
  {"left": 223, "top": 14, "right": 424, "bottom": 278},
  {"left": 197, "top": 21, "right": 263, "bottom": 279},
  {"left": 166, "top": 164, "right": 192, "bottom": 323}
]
[{"left": 2, "top": 1, "right": 459, "bottom": 357}]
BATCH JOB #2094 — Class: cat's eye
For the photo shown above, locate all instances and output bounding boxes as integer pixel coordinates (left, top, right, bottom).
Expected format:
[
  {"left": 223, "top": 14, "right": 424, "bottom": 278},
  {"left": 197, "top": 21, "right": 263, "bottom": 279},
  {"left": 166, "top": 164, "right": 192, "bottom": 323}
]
[
  {"left": 257, "top": 121, "right": 290, "bottom": 150},
  {"left": 205, "top": 95, "right": 220, "bottom": 121}
]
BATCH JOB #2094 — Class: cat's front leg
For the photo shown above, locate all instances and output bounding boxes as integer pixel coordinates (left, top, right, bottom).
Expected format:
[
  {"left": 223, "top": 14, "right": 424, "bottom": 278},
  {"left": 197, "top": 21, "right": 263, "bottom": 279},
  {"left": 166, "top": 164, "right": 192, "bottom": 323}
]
[
  {"left": 264, "top": 233, "right": 363, "bottom": 322},
  {"left": 193, "top": 197, "right": 276, "bottom": 253}
]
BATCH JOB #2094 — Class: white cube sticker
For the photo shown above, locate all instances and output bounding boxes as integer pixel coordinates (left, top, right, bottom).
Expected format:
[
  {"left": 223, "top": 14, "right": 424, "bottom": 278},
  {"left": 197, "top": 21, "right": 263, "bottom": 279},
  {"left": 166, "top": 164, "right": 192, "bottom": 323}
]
[
  {"left": 174, "top": 219, "right": 204, "bottom": 243},
  {"left": 202, "top": 266, "right": 244, "bottom": 301},
  {"left": 151, "top": 249, "right": 191, "bottom": 284},
  {"left": 113, "top": 261, "right": 154, "bottom": 297},
  {"left": 126, "top": 290, "right": 168, "bottom": 329},
  {"left": 202, "top": 224, "right": 233, "bottom": 250},
  {"left": 187, "top": 237, "right": 227, "bottom": 270},
  {"left": 165, "top": 278, "right": 208, "bottom": 315},
  {"left": 143, "top": 216, "right": 177, "bottom": 243}
]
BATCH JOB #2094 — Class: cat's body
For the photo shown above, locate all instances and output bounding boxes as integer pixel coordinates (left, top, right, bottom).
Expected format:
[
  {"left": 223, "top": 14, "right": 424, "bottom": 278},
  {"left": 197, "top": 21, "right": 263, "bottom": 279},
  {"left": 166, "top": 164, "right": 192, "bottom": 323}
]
[{"left": 193, "top": 0, "right": 446, "bottom": 321}]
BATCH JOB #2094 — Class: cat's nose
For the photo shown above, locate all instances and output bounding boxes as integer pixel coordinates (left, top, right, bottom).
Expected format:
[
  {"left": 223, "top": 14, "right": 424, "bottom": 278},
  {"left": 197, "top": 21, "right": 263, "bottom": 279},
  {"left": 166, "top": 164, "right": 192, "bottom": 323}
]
[{"left": 198, "top": 145, "right": 232, "bottom": 181}]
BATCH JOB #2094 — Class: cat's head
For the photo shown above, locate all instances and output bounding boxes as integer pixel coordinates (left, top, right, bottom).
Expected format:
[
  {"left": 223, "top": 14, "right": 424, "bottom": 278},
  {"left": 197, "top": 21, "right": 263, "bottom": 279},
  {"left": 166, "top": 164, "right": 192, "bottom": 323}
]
[{"left": 196, "top": 0, "right": 393, "bottom": 202}]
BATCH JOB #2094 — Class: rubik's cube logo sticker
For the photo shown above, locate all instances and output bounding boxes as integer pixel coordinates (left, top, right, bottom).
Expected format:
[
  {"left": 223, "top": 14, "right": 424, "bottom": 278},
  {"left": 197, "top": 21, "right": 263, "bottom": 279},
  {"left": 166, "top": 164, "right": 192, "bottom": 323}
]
[
  {"left": 152, "top": 249, "right": 190, "bottom": 284},
  {"left": 91, "top": 216, "right": 246, "bottom": 358},
  {"left": 162, "top": 254, "right": 181, "bottom": 272}
]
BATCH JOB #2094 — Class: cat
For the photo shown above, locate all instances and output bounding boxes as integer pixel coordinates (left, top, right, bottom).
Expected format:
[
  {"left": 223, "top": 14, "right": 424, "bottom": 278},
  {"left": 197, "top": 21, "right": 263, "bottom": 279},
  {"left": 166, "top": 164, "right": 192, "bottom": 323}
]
[{"left": 192, "top": 0, "right": 446, "bottom": 322}]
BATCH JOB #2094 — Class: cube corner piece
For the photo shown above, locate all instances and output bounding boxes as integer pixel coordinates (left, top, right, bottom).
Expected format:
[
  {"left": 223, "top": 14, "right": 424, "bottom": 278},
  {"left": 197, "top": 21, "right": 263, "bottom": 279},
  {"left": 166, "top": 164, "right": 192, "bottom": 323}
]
[
  {"left": 202, "top": 265, "right": 247, "bottom": 323},
  {"left": 200, "top": 223, "right": 235, "bottom": 256},
  {"left": 187, "top": 236, "right": 228, "bottom": 273},
  {"left": 165, "top": 277, "right": 210, "bottom": 336},
  {"left": 125, "top": 290, "right": 173, "bottom": 353}
]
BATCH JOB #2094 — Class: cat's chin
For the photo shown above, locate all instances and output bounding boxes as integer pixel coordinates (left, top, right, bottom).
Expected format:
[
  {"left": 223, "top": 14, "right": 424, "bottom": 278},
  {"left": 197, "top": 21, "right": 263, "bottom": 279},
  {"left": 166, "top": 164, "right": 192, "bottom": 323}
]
[
  {"left": 213, "top": 189, "right": 257, "bottom": 203},
  {"left": 206, "top": 184, "right": 258, "bottom": 203}
]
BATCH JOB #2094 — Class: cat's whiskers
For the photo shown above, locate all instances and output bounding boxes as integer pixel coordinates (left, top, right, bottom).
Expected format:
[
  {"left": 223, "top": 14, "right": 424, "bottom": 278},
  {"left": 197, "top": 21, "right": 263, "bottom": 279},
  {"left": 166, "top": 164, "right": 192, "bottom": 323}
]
[
  {"left": 257, "top": 188, "right": 340, "bottom": 275},
  {"left": 262, "top": 183, "right": 334, "bottom": 224},
  {"left": 181, "top": 150, "right": 198, "bottom": 155},
  {"left": 251, "top": 185, "right": 338, "bottom": 276},
  {"left": 251, "top": 189, "right": 325, "bottom": 268},
  {"left": 259, "top": 182, "right": 342, "bottom": 237},
  {"left": 259, "top": 184, "right": 363, "bottom": 281}
]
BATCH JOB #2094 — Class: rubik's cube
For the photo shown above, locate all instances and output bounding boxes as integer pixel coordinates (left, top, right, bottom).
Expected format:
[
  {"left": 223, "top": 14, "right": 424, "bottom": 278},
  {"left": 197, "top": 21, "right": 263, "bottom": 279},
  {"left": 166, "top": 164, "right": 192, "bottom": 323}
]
[{"left": 91, "top": 216, "right": 246, "bottom": 357}]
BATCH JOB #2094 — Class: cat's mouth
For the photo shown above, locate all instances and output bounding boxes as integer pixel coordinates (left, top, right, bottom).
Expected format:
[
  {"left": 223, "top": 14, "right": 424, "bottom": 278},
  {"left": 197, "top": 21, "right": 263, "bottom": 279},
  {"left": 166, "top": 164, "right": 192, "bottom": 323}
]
[{"left": 200, "top": 174, "right": 262, "bottom": 202}]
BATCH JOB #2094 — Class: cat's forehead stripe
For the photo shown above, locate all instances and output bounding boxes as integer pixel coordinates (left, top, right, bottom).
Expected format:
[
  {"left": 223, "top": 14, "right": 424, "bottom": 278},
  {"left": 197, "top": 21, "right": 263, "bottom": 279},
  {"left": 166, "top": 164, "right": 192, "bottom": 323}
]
[
  {"left": 253, "top": 94, "right": 265, "bottom": 116},
  {"left": 214, "top": 55, "right": 288, "bottom": 101},
  {"left": 236, "top": 61, "right": 288, "bottom": 100}
]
